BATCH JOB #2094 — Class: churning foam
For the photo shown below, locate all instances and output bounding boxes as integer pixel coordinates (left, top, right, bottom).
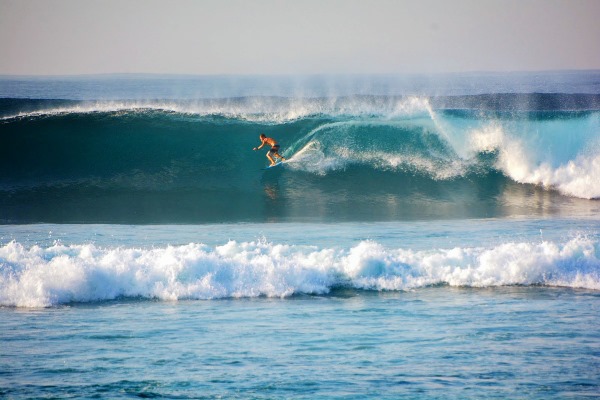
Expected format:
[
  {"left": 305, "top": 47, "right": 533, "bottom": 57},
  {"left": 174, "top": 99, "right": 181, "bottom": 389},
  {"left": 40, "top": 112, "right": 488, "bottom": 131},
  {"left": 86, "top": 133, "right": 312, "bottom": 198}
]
[
  {"left": 1, "top": 237, "right": 598, "bottom": 307},
  {"left": 467, "top": 122, "right": 600, "bottom": 199}
]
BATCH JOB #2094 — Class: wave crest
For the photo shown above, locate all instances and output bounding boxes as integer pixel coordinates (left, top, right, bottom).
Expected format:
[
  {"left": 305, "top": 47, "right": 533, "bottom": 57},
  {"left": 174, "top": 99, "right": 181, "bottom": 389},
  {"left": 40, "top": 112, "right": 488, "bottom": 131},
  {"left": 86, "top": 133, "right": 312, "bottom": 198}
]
[{"left": 0, "top": 96, "right": 433, "bottom": 123}]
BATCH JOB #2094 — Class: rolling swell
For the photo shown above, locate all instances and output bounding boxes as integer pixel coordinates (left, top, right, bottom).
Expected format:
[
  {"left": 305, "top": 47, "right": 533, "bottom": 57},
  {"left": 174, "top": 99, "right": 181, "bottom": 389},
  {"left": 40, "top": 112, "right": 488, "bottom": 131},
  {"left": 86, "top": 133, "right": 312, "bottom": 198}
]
[{"left": 1, "top": 96, "right": 599, "bottom": 223}]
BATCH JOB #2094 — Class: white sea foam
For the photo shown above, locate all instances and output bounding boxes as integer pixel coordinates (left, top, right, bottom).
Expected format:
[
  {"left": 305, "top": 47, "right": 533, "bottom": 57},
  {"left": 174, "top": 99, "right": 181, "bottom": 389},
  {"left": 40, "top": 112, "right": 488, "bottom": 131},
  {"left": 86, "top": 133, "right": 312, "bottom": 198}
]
[
  {"left": 288, "top": 143, "right": 467, "bottom": 179},
  {"left": 467, "top": 121, "right": 600, "bottom": 199},
  {"left": 1, "top": 237, "right": 598, "bottom": 307}
]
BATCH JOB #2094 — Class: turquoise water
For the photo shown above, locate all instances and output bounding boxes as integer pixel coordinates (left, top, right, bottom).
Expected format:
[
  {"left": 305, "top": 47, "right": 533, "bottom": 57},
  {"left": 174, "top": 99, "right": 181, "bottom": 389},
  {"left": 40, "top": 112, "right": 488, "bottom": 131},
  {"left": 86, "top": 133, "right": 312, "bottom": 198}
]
[
  {"left": 1, "top": 219, "right": 600, "bottom": 398},
  {"left": 2, "top": 287, "right": 599, "bottom": 399},
  {"left": 1, "top": 73, "right": 600, "bottom": 398}
]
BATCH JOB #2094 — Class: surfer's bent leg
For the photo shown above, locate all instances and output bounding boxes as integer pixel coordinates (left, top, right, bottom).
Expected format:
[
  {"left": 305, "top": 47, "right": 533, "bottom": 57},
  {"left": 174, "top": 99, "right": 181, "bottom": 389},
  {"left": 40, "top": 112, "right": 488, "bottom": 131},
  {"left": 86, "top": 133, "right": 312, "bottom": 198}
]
[
  {"left": 269, "top": 146, "right": 283, "bottom": 165},
  {"left": 270, "top": 145, "right": 284, "bottom": 162},
  {"left": 267, "top": 150, "right": 276, "bottom": 165}
]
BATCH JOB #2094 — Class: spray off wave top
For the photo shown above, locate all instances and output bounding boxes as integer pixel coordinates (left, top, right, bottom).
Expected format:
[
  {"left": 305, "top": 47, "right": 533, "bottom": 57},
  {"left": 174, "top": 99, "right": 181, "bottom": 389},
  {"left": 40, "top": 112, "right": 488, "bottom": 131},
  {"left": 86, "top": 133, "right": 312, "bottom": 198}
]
[
  {"left": 0, "top": 96, "right": 438, "bottom": 123},
  {"left": 3, "top": 93, "right": 600, "bottom": 121}
]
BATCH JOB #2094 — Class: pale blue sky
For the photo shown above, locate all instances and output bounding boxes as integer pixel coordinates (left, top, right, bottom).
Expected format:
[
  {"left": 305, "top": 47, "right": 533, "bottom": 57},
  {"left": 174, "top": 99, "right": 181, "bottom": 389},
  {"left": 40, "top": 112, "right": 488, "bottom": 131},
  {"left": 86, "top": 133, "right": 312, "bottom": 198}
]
[{"left": 1, "top": 0, "right": 599, "bottom": 75}]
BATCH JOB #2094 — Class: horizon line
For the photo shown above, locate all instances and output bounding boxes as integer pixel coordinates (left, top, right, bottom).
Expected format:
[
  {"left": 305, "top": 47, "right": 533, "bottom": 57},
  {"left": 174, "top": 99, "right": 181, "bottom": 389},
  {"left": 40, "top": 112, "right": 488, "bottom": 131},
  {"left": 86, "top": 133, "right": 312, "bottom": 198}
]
[{"left": 2, "top": 69, "right": 600, "bottom": 79}]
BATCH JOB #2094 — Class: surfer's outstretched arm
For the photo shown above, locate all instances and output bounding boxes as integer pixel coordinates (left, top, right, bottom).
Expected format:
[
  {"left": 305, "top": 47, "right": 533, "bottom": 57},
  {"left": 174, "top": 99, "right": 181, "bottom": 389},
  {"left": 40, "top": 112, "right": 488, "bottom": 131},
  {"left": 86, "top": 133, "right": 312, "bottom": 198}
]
[{"left": 253, "top": 134, "right": 268, "bottom": 151}]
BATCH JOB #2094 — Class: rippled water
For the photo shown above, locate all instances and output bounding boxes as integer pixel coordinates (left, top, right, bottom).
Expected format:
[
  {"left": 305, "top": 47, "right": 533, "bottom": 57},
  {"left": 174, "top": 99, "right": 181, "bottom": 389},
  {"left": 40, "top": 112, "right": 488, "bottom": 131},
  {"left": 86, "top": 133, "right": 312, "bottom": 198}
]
[{"left": 2, "top": 287, "right": 598, "bottom": 399}]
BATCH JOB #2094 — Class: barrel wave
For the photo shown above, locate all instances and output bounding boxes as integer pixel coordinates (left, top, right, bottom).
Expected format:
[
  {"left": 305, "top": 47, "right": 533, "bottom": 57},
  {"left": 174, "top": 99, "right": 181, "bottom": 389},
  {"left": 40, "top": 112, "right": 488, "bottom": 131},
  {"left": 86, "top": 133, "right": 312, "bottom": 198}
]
[{"left": 1, "top": 95, "right": 599, "bottom": 223}]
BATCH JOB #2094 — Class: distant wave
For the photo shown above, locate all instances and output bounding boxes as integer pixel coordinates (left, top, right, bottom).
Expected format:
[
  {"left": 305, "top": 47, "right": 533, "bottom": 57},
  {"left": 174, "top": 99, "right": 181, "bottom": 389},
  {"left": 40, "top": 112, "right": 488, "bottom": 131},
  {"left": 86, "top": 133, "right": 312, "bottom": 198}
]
[
  {"left": 1, "top": 237, "right": 599, "bottom": 307},
  {"left": 2, "top": 71, "right": 600, "bottom": 100}
]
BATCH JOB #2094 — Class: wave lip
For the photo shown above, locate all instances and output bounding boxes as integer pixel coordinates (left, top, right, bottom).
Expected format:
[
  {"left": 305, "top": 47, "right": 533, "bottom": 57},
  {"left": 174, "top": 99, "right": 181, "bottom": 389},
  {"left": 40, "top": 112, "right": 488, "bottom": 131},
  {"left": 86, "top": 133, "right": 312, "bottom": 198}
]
[
  {"left": 3, "top": 93, "right": 600, "bottom": 121},
  {"left": 0, "top": 96, "right": 434, "bottom": 123},
  {"left": 1, "top": 237, "right": 598, "bottom": 307}
]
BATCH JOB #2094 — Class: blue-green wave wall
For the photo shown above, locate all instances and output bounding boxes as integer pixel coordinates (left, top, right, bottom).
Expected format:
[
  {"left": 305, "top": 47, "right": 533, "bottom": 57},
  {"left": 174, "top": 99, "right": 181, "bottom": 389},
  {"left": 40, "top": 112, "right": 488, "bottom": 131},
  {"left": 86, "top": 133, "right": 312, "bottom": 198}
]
[{"left": 1, "top": 96, "right": 598, "bottom": 223}]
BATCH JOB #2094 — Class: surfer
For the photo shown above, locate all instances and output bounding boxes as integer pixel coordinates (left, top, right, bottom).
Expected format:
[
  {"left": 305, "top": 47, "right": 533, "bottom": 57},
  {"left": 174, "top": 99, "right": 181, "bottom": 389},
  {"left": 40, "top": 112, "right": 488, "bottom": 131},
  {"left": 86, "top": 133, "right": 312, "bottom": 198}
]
[{"left": 253, "top": 133, "right": 286, "bottom": 166}]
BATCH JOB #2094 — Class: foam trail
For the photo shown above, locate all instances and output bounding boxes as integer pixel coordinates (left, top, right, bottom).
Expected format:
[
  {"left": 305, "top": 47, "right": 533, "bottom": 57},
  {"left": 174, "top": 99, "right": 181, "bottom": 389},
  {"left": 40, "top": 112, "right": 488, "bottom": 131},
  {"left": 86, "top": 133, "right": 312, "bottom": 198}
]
[
  {"left": 285, "top": 114, "right": 468, "bottom": 178},
  {"left": 1, "top": 237, "right": 598, "bottom": 307}
]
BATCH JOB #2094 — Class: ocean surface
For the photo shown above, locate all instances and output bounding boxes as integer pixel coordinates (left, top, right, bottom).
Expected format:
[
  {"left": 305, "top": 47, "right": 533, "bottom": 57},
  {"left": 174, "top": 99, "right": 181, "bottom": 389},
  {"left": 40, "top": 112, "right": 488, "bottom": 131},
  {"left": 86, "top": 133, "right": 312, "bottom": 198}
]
[{"left": 1, "top": 72, "right": 600, "bottom": 398}]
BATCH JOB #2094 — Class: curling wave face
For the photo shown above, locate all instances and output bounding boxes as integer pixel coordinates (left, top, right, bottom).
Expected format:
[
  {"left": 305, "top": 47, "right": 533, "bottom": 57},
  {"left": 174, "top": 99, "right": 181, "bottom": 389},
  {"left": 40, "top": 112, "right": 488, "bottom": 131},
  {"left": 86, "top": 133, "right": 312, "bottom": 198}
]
[{"left": 1, "top": 95, "right": 599, "bottom": 223}]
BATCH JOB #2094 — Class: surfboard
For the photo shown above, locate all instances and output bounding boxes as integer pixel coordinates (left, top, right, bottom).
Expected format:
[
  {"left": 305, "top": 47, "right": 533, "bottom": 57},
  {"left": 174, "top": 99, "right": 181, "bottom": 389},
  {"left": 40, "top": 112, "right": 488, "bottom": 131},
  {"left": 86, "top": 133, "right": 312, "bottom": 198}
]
[{"left": 262, "top": 161, "right": 285, "bottom": 170}]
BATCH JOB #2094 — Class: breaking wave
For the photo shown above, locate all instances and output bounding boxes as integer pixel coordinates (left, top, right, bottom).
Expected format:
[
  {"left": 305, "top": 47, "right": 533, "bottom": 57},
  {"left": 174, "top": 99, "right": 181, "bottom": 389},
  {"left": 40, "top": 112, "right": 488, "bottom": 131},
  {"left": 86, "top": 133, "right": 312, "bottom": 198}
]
[
  {"left": 1, "top": 236, "right": 599, "bottom": 307},
  {"left": 0, "top": 94, "right": 598, "bottom": 223}
]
